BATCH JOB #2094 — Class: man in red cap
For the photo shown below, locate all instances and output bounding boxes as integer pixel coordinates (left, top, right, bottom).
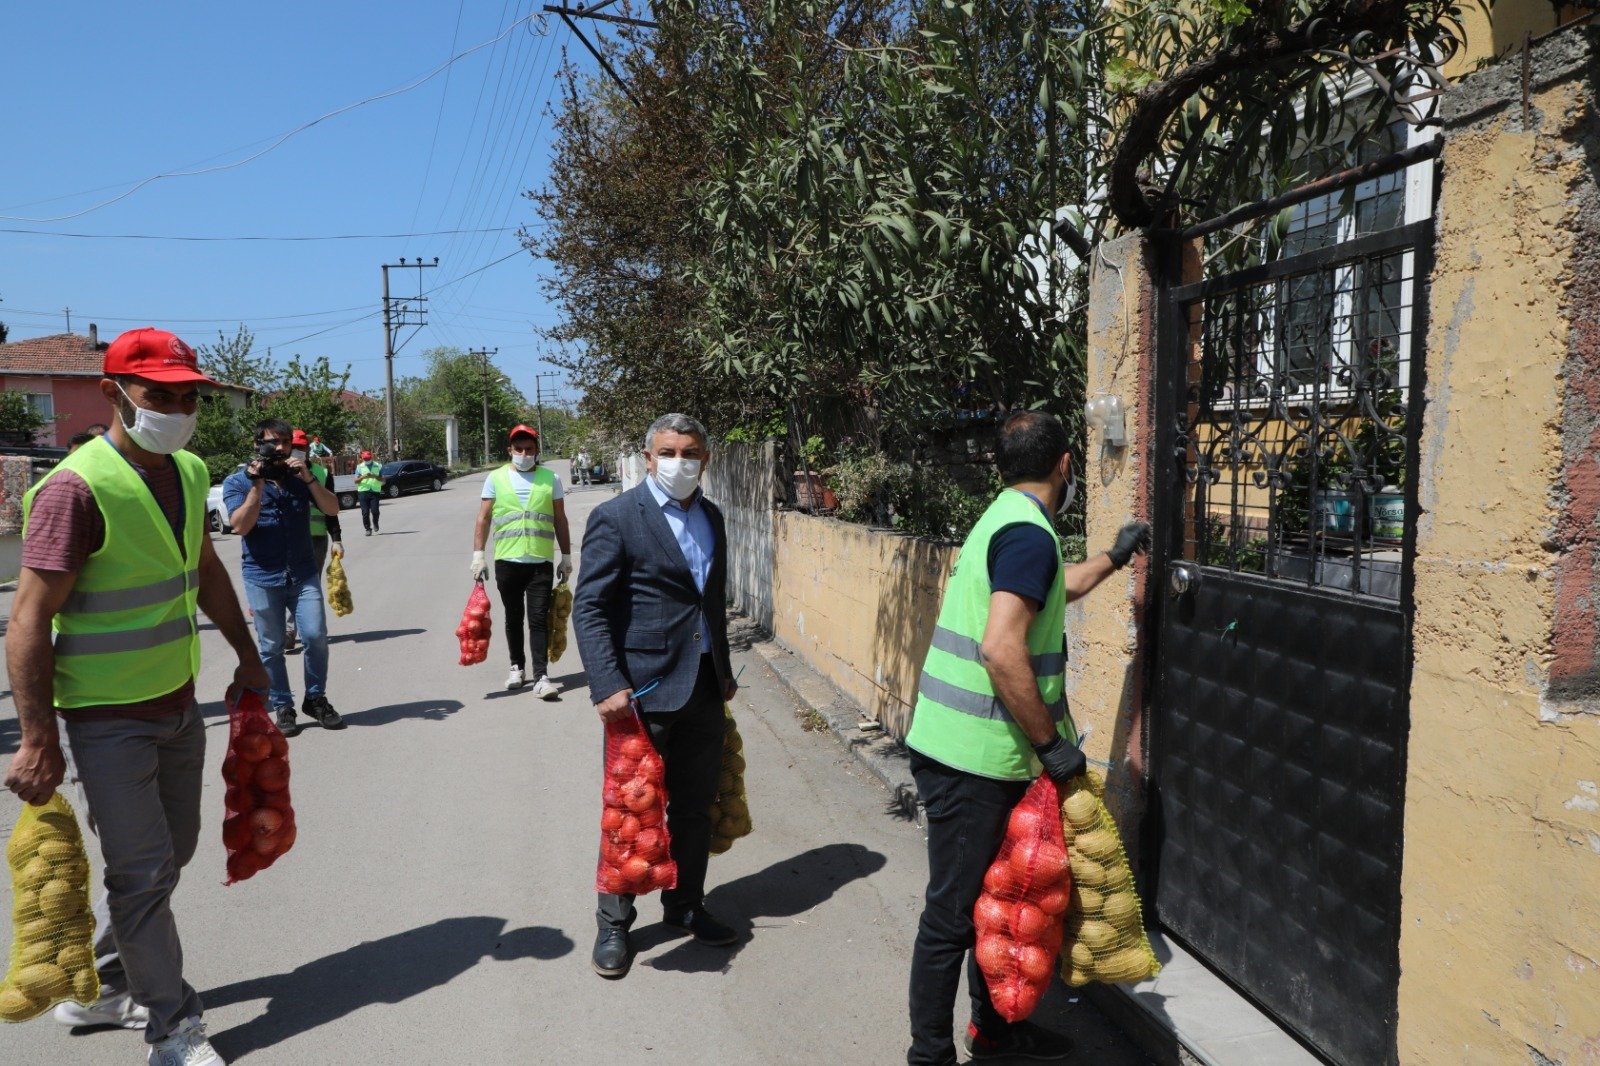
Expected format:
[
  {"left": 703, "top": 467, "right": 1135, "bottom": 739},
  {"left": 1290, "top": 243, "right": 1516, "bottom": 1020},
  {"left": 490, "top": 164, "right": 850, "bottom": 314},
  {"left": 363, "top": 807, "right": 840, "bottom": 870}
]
[
  {"left": 471, "top": 425, "right": 572, "bottom": 696},
  {"left": 5, "top": 327, "right": 269, "bottom": 1065},
  {"left": 282, "top": 429, "right": 343, "bottom": 654},
  {"left": 353, "top": 450, "right": 385, "bottom": 535}
]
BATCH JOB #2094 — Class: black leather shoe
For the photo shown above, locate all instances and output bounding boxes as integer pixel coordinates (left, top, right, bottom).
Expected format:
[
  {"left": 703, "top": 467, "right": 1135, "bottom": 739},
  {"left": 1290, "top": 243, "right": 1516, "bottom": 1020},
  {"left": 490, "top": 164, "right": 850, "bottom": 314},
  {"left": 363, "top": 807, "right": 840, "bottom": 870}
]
[
  {"left": 302, "top": 696, "right": 345, "bottom": 730},
  {"left": 592, "top": 927, "right": 632, "bottom": 978},
  {"left": 966, "top": 1020, "right": 1074, "bottom": 1061},
  {"left": 274, "top": 706, "right": 300, "bottom": 739},
  {"left": 662, "top": 907, "right": 739, "bottom": 946}
]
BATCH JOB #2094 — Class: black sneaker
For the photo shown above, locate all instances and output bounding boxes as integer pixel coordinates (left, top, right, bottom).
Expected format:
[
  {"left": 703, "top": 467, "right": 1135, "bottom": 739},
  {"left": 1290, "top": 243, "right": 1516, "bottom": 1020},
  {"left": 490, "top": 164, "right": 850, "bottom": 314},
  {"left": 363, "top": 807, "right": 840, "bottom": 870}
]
[
  {"left": 965, "top": 1021, "right": 1074, "bottom": 1061},
  {"left": 662, "top": 906, "right": 739, "bottom": 946},
  {"left": 302, "top": 695, "right": 346, "bottom": 730},
  {"left": 274, "top": 705, "right": 300, "bottom": 738},
  {"left": 592, "top": 926, "right": 632, "bottom": 978}
]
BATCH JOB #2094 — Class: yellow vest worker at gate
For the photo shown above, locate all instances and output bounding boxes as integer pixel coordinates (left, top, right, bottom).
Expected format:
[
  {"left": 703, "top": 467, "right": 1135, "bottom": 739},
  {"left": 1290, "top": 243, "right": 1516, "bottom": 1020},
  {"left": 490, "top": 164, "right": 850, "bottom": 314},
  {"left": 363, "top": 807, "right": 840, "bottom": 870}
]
[
  {"left": 470, "top": 425, "right": 573, "bottom": 699},
  {"left": 902, "top": 410, "right": 1151, "bottom": 1065}
]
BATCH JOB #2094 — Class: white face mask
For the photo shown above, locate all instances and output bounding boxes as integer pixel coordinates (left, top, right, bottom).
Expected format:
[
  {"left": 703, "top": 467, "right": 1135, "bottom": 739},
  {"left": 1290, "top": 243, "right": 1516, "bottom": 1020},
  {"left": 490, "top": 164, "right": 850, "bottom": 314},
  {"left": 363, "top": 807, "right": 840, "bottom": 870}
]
[
  {"left": 653, "top": 456, "right": 703, "bottom": 500},
  {"left": 511, "top": 453, "right": 539, "bottom": 472},
  {"left": 116, "top": 385, "right": 197, "bottom": 455}
]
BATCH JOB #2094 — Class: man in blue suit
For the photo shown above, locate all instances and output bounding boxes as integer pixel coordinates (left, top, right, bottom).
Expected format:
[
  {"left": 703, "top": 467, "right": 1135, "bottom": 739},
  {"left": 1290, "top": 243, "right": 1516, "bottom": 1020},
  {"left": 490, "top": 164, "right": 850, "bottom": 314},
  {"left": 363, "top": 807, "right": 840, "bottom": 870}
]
[{"left": 574, "top": 413, "right": 740, "bottom": 979}]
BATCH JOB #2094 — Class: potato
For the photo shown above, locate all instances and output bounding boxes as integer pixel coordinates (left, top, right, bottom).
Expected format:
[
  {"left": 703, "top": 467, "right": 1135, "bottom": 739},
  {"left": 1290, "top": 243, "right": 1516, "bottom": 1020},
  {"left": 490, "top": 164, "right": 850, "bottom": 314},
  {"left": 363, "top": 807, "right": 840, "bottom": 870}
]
[
  {"left": 1101, "top": 863, "right": 1131, "bottom": 894},
  {"left": 14, "top": 962, "right": 71, "bottom": 1001},
  {"left": 19, "top": 855, "right": 54, "bottom": 891},
  {"left": 56, "top": 944, "right": 94, "bottom": 974},
  {"left": 1091, "top": 947, "right": 1155, "bottom": 983},
  {"left": 1103, "top": 892, "right": 1139, "bottom": 931},
  {"left": 1075, "top": 829, "right": 1121, "bottom": 865},
  {"left": 36, "top": 839, "right": 77, "bottom": 865},
  {"left": 1069, "top": 853, "right": 1107, "bottom": 889},
  {"left": 1069, "top": 940, "right": 1095, "bottom": 971},
  {"left": 1062, "top": 790, "right": 1100, "bottom": 830},
  {"left": 17, "top": 917, "right": 55, "bottom": 944},
  {"left": 38, "top": 880, "right": 83, "bottom": 922},
  {"left": 18, "top": 939, "right": 58, "bottom": 967},
  {"left": 33, "top": 811, "right": 77, "bottom": 839},
  {"left": 7, "top": 828, "right": 40, "bottom": 868},
  {"left": 1071, "top": 918, "right": 1119, "bottom": 953},
  {"left": 70, "top": 967, "right": 99, "bottom": 1004},
  {"left": 0, "top": 986, "right": 42, "bottom": 1022},
  {"left": 1070, "top": 885, "right": 1105, "bottom": 916}
]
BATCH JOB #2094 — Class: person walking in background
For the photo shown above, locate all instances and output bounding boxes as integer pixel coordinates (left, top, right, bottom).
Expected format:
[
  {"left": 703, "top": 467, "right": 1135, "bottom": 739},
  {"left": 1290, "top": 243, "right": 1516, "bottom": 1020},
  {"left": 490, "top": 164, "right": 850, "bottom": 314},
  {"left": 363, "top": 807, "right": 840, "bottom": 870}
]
[
  {"left": 283, "top": 431, "right": 343, "bottom": 654},
  {"left": 903, "top": 411, "right": 1150, "bottom": 1065},
  {"left": 574, "top": 413, "right": 740, "bottom": 980},
  {"left": 4, "top": 327, "right": 268, "bottom": 1066},
  {"left": 224, "top": 418, "right": 345, "bottom": 738},
  {"left": 354, "top": 450, "right": 384, "bottom": 536},
  {"left": 575, "top": 446, "right": 592, "bottom": 486},
  {"left": 470, "top": 426, "right": 572, "bottom": 696}
]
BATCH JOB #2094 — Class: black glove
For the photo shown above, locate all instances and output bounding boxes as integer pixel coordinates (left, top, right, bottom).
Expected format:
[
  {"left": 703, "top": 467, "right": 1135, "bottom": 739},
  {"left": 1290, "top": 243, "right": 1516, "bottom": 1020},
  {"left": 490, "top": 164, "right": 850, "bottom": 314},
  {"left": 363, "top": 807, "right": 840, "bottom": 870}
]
[
  {"left": 1033, "top": 735, "right": 1087, "bottom": 784},
  {"left": 1107, "top": 521, "right": 1152, "bottom": 569}
]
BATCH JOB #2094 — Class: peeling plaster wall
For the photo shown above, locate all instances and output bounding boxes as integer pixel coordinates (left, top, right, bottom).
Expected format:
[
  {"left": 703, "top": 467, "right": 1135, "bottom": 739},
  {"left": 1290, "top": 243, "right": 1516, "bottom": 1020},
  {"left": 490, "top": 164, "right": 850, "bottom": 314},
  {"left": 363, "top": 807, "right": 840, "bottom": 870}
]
[
  {"left": 1400, "top": 27, "right": 1600, "bottom": 1065},
  {"left": 770, "top": 511, "right": 955, "bottom": 738},
  {"left": 1065, "top": 232, "right": 1160, "bottom": 834}
]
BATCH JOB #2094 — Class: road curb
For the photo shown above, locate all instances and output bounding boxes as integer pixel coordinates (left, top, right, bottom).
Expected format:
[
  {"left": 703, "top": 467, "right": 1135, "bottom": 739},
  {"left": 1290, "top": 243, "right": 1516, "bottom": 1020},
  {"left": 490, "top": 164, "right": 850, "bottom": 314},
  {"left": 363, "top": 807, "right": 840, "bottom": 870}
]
[{"left": 751, "top": 639, "right": 924, "bottom": 828}]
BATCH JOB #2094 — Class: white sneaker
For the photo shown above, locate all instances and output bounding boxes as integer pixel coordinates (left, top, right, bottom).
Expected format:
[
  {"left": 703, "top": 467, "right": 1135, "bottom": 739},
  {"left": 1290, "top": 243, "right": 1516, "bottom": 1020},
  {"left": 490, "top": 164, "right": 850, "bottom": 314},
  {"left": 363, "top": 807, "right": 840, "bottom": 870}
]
[
  {"left": 149, "top": 1016, "right": 224, "bottom": 1066},
  {"left": 506, "top": 666, "right": 526, "bottom": 691},
  {"left": 55, "top": 990, "right": 148, "bottom": 1029},
  {"left": 531, "top": 675, "right": 559, "bottom": 699}
]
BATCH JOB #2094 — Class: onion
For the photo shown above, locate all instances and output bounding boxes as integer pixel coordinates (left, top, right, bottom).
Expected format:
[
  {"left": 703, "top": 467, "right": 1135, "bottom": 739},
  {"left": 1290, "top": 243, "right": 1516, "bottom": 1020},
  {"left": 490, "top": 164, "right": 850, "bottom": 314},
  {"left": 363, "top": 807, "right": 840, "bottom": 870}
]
[
  {"left": 1037, "top": 886, "right": 1070, "bottom": 917},
  {"left": 249, "top": 808, "right": 284, "bottom": 837},
  {"left": 975, "top": 933, "right": 1012, "bottom": 975},
  {"left": 1016, "top": 943, "right": 1054, "bottom": 984},
  {"left": 983, "top": 860, "right": 1012, "bottom": 895},
  {"left": 254, "top": 757, "right": 290, "bottom": 792},
  {"left": 1033, "top": 841, "right": 1070, "bottom": 885},
  {"left": 275, "top": 822, "right": 298, "bottom": 855},
  {"left": 600, "top": 808, "right": 624, "bottom": 832},
  {"left": 615, "top": 814, "right": 641, "bottom": 845},
  {"left": 1007, "top": 804, "right": 1045, "bottom": 840},
  {"left": 1008, "top": 837, "right": 1043, "bottom": 880},
  {"left": 236, "top": 733, "right": 272, "bottom": 762},
  {"left": 621, "top": 781, "right": 658, "bottom": 813},
  {"left": 222, "top": 816, "right": 251, "bottom": 850},
  {"left": 618, "top": 735, "right": 651, "bottom": 761},
  {"left": 635, "top": 827, "right": 666, "bottom": 861},
  {"left": 227, "top": 850, "right": 261, "bottom": 881},
  {"left": 636, "top": 806, "right": 663, "bottom": 829},
  {"left": 267, "top": 732, "right": 289, "bottom": 759},
  {"left": 259, "top": 787, "right": 294, "bottom": 812},
  {"left": 974, "top": 895, "right": 1009, "bottom": 935},
  {"left": 1012, "top": 902, "right": 1050, "bottom": 942},
  {"left": 620, "top": 856, "right": 651, "bottom": 885}
]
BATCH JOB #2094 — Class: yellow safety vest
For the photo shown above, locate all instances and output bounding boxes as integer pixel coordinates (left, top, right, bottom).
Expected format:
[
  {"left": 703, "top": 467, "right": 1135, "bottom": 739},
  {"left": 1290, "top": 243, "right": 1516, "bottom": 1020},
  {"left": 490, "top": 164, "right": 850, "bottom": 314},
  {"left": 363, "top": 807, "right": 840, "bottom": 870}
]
[
  {"left": 309, "top": 462, "right": 330, "bottom": 537},
  {"left": 489, "top": 465, "right": 557, "bottom": 562},
  {"left": 21, "top": 437, "right": 205, "bottom": 708},
  {"left": 356, "top": 461, "right": 383, "bottom": 493},
  {"left": 905, "top": 490, "right": 1073, "bottom": 779}
]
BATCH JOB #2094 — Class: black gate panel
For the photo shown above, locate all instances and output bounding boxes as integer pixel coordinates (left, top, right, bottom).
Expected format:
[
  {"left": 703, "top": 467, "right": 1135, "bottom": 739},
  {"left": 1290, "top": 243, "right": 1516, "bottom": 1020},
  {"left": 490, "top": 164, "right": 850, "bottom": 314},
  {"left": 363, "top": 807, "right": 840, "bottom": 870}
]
[
  {"left": 1155, "top": 574, "right": 1406, "bottom": 1064},
  {"left": 1151, "top": 213, "right": 1429, "bottom": 1066}
]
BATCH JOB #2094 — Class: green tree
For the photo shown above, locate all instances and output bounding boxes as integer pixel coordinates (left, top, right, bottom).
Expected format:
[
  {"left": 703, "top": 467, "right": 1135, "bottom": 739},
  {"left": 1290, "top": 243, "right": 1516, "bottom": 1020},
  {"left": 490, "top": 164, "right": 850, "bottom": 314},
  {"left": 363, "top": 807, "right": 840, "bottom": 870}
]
[
  {"left": 259, "top": 356, "right": 356, "bottom": 454},
  {"left": 195, "top": 325, "right": 279, "bottom": 395},
  {"left": 189, "top": 398, "right": 248, "bottom": 484},
  {"left": 0, "top": 392, "right": 46, "bottom": 446}
]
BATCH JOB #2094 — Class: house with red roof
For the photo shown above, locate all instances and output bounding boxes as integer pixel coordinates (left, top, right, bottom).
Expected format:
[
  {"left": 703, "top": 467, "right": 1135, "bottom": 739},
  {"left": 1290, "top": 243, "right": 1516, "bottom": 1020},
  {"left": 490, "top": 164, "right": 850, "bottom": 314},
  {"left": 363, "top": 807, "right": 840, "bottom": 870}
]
[{"left": 0, "top": 326, "right": 252, "bottom": 447}]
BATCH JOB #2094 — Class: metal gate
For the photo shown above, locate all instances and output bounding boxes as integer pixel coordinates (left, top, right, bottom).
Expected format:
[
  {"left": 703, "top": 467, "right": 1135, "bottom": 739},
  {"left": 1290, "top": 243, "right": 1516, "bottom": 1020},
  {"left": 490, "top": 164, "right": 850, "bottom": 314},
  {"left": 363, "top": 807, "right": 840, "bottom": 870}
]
[{"left": 1148, "top": 164, "right": 1432, "bottom": 1066}]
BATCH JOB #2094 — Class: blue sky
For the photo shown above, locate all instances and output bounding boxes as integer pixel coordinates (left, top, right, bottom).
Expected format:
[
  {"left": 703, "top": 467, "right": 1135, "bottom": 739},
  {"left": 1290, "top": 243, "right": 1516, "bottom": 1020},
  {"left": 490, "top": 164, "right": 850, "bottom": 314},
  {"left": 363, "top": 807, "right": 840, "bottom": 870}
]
[{"left": 1, "top": 2, "right": 604, "bottom": 406}]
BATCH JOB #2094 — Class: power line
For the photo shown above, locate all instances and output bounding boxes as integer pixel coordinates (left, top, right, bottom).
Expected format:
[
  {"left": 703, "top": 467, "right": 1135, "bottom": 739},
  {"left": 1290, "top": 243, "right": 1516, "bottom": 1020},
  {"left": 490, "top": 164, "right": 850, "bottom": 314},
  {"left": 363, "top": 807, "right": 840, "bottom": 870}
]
[
  {"left": 0, "top": 12, "right": 541, "bottom": 224},
  {"left": 0, "top": 226, "right": 527, "bottom": 243}
]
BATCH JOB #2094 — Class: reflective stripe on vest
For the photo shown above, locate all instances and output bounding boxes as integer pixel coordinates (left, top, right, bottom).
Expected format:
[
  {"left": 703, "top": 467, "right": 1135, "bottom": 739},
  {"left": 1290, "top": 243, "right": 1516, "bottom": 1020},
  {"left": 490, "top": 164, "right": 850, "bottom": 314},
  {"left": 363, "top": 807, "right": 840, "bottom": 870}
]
[
  {"left": 906, "top": 490, "right": 1073, "bottom": 780},
  {"left": 309, "top": 462, "right": 329, "bottom": 536},
  {"left": 489, "top": 465, "right": 557, "bottom": 561},
  {"left": 21, "top": 437, "right": 205, "bottom": 708}
]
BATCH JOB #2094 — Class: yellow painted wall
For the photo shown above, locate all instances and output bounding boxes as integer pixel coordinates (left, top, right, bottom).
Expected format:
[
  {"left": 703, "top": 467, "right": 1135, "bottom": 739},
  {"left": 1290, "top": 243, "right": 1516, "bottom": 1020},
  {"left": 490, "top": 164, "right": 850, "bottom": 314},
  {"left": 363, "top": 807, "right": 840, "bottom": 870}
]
[
  {"left": 770, "top": 511, "right": 955, "bottom": 739},
  {"left": 1398, "top": 69, "right": 1600, "bottom": 1065}
]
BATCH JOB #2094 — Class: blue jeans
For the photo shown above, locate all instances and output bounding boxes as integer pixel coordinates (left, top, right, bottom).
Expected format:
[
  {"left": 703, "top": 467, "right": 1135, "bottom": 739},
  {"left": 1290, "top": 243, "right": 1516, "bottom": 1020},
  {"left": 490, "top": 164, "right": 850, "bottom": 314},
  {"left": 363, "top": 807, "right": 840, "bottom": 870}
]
[{"left": 246, "top": 576, "right": 329, "bottom": 709}]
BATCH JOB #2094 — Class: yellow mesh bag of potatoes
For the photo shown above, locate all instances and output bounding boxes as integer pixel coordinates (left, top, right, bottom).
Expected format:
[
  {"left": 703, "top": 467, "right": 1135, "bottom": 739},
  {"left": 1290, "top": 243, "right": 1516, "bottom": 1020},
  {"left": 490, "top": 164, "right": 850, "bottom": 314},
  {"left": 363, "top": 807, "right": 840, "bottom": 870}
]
[
  {"left": 2, "top": 794, "right": 98, "bottom": 1022},
  {"left": 708, "top": 704, "right": 752, "bottom": 856},
  {"left": 547, "top": 582, "right": 573, "bottom": 663},
  {"left": 325, "top": 552, "right": 354, "bottom": 617},
  {"left": 1058, "top": 770, "right": 1160, "bottom": 986}
]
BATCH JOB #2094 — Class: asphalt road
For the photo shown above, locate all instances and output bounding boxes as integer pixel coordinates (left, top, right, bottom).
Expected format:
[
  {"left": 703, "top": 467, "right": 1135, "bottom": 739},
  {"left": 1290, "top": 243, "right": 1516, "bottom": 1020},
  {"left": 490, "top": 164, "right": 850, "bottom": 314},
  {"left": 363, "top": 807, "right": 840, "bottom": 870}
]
[{"left": 0, "top": 461, "right": 1151, "bottom": 1065}]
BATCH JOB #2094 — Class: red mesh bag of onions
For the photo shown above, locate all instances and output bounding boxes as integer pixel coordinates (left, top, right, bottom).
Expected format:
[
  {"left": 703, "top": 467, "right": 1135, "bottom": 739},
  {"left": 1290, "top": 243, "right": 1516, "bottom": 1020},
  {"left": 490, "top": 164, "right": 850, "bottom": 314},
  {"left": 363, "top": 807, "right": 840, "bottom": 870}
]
[
  {"left": 219, "top": 688, "right": 297, "bottom": 885},
  {"left": 594, "top": 707, "right": 678, "bottom": 896},
  {"left": 456, "top": 580, "right": 493, "bottom": 666},
  {"left": 972, "top": 775, "right": 1072, "bottom": 1021}
]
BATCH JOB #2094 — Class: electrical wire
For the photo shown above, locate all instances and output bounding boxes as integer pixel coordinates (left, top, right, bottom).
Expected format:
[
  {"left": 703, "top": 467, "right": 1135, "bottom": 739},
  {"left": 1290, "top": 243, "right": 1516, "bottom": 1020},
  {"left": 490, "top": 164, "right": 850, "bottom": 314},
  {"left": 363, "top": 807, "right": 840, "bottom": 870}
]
[
  {"left": 0, "top": 226, "right": 524, "bottom": 242},
  {"left": 0, "top": 12, "right": 539, "bottom": 224}
]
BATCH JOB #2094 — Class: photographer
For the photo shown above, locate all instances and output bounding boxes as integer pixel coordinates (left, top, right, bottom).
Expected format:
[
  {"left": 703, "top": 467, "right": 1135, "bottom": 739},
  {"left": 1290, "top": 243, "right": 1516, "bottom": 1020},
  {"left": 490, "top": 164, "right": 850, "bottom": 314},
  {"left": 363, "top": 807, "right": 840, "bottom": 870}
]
[{"left": 222, "top": 418, "right": 345, "bottom": 738}]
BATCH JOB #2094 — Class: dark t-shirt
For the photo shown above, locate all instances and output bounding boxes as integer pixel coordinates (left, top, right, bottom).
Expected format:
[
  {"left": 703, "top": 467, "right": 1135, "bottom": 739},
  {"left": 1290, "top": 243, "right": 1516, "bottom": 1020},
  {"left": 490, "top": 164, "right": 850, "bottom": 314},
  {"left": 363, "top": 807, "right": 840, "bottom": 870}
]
[
  {"left": 22, "top": 458, "right": 195, "bottom": 720},
  {"left": 986, "top": 522, "right": 1060, "bottom": 608}
]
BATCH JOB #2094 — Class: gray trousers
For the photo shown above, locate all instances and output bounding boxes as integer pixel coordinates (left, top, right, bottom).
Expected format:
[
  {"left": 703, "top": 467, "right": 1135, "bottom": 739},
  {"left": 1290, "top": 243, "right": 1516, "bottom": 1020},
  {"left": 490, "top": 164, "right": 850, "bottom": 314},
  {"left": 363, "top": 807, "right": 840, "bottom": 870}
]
[{"left": 63, "top": 702, "right": 206, "bottom": 1043}]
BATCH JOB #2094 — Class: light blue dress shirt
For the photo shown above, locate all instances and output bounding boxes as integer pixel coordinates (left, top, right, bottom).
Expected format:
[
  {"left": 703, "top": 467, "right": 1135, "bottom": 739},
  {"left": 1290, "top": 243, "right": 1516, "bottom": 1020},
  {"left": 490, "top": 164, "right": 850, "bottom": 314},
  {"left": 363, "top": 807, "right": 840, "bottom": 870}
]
[{"left": 646, "top": 475, "right": 714, "bottom": 645}]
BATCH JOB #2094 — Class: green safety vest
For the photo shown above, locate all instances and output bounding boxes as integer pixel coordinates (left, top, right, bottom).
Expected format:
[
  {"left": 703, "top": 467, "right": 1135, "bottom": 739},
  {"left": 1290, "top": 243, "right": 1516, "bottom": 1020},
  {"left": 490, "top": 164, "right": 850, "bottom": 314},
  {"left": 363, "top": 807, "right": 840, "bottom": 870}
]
[
  {"left": 906, "top": 490, "right": 1075, "bottom": 780},
  {"left": 356, "top": 461, "right": 383, "bottom": 493},
  {"left": 21, "top": 437, "right": 205, "bottom": 709},
  {"left": 309, "top": 462, "right": 330, "bottom": 537},
  {"left": 489, "top": 465, "right": 557, "bottom": 562}
]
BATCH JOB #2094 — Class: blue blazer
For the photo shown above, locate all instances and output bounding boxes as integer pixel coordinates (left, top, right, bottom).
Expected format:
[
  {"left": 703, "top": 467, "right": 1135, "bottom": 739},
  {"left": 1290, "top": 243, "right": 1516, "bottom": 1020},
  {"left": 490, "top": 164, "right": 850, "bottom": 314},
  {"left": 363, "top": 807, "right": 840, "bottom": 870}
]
[{"left": 574, "top": 482, "right": 731, "bottom": 713}]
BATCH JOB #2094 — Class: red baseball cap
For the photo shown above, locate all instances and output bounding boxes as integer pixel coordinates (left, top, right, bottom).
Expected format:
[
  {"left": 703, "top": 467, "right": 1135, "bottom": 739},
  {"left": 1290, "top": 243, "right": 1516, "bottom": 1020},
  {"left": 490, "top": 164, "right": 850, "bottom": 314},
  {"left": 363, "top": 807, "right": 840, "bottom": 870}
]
[
  {"left": 103, "top": 328, "right": 215, "bottom": 384},
  {"left": 360, "top": 450, "right": 373, "bottom": 460},
  {"left": 291, "top": 429, "right": 310, "bottom": 447},
  {"left": 508, "top": 425, "right": 539, "bottom": 442}
]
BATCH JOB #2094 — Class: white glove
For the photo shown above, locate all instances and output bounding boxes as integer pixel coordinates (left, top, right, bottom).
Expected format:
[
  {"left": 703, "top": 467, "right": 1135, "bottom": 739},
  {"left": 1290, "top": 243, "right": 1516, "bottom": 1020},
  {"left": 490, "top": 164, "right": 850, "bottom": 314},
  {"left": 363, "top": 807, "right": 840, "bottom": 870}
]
[
  {"left": 470, "top": 550, "right": 487, "bottom": 581},
  {"left": 556, "top": 553, "right": 572, "bottom": 584},
  {"left": 330, "top": 541, "right": 343, "bottom": 558}
]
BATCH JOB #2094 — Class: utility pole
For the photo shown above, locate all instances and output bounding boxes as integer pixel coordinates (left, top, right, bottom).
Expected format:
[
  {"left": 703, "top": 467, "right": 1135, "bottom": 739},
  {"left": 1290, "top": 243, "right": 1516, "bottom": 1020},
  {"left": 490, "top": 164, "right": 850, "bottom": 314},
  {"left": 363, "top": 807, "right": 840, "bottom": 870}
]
[
  {"left": 63, "top": 307, "right": 72, "bottom": 334},
  {"left": 532, "top": 372, "right": 562, "bottom": 452},
  {"left": 381, "top": 258, "right": 438, "bottom": 459},
  {"left": 470, "top": 348, "right": 498, "bottom": 466}
]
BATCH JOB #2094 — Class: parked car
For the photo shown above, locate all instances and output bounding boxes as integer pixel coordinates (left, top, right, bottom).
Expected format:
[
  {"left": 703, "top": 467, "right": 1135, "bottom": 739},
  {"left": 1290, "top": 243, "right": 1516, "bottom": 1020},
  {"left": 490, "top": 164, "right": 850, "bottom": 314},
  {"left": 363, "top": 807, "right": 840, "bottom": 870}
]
[
  {"left": 376, "top": 460, "right": 450, "bottom": 499},
  {"left": 206, "top": 482, "right": 232, "bottom": 535}
]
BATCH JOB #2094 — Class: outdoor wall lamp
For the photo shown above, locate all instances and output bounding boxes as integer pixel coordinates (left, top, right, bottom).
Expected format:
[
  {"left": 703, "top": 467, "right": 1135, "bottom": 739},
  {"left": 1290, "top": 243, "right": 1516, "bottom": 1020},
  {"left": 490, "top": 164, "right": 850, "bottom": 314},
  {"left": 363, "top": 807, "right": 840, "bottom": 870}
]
[{"left": 1085, "top": 394, "right": 1126, "bottom": 448}]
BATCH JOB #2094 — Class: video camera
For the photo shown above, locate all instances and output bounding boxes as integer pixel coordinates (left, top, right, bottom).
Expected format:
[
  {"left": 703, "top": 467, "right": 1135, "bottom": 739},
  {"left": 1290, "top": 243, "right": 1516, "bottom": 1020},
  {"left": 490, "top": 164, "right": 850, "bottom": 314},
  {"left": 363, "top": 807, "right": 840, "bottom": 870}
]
[{"left": 254, "top": 441, "right": 292, "bottom": 481}]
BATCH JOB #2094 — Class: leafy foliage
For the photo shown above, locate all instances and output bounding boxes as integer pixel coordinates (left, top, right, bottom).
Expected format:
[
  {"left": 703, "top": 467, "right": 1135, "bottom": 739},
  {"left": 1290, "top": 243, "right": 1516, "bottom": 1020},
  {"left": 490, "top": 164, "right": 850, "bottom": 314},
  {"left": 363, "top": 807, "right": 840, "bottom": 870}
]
[{"left": 0, "top": 392, "right": 46, "bottom": 446}]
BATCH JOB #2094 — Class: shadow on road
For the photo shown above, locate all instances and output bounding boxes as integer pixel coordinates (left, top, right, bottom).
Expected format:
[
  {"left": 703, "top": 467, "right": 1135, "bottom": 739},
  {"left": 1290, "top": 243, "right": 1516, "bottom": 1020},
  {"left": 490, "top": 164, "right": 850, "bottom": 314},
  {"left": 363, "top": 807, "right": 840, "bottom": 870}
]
[
  {"left": 204, "top": 916, "right": 573, "bottom": 1060},
  {"left": 340, "top": 699, "right": 465, "bottom": 727},
  {"left": 0, "top": 713, "right": 17, "bottom": 756},
  {"left": 327, "top": 628, "right": 426, "bottom": 645},
  {"left": 639, "top": 841, "right": 888, "bottom": 973}
]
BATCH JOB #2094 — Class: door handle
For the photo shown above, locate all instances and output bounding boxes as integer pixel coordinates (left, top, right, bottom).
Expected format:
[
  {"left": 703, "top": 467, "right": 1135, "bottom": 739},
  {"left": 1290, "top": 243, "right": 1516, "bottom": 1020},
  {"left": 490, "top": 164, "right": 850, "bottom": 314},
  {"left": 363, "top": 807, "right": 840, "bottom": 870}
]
[{"left": 1169, "top": 561, "right": 1201, "bottom": 599}]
